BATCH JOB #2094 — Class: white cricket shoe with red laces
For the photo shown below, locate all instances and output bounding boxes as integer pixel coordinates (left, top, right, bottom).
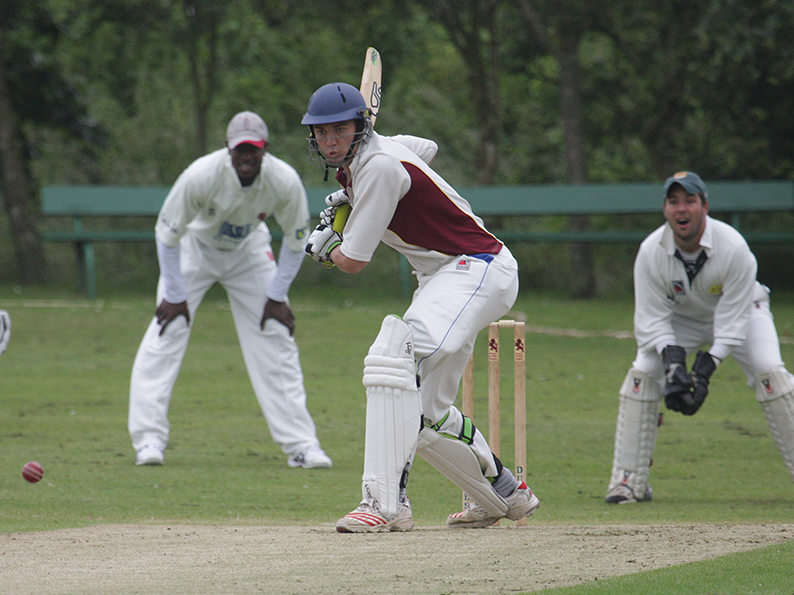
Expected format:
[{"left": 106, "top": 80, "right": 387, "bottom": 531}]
[{"left": 336, "top": 498, "right": 414, "bottom": 533}]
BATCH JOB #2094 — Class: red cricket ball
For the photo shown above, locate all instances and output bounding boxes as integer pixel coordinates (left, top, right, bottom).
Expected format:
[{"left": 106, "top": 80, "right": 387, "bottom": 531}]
[{"left": 22, "top": 461, "right": 44, "bottom": 484}]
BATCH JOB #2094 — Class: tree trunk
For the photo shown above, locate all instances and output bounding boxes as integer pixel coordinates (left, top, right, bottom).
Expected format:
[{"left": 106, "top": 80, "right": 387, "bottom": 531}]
[
  {"left": 422, "top": 0, "right": 501, "bottom": 184},
  {"left": 558, "top": 33, "right": 595, "bottom": 298},
  {"left": 0, "top": 56, "right": 48, "bottom": 284}
]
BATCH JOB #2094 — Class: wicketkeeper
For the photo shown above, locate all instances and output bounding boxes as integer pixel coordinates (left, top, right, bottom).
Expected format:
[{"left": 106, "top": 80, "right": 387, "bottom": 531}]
[
  {"left": 606, "top": 171, "right": 794, "bottom": 503},
  {"left": 302, "top": 82, "right": 540, "bottom": 531}
]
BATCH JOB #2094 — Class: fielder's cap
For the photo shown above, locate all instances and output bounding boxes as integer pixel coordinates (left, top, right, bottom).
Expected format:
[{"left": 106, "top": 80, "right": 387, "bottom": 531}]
[
  {"left": 226, "top": 111, "right": 268, "bottom": 149},
  {"left": 663, "top": 171, "right": 708, "bottom": 199}
]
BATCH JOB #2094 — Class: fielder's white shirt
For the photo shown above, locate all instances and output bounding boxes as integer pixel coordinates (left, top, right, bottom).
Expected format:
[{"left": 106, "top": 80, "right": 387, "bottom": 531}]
[
  {"left": 633, "top": 216, "right": 758, "bottom": 358},
  {"left": 156, "top": 148, "right": 310, "bottom": 253},
  {"left": 339, "top": 132, "right": 503, "bottom": 275}
]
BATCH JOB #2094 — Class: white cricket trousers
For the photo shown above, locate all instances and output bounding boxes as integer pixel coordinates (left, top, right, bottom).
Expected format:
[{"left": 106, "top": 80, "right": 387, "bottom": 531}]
[
  {"left": 404, "top": 248, "right": 520, "bottom": 428},
  {"left": 128, "top": 230, "right": 321, "bottom": 457}
]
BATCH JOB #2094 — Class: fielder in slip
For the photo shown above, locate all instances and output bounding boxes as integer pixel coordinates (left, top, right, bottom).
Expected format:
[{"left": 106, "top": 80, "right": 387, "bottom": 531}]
[
  {"left": 302, "top": 82, "right": 540, "bottom": 532},
  {"left": 606, "top": 171, "right": 794, "bottom": 504},
  {"left": 128, "top": 111, "right": 331, "bottom": 470}
]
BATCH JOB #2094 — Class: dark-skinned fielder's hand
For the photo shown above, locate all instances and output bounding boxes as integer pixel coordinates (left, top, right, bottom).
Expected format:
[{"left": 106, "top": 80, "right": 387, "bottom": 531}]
[
  {"left": 260, "top": 299, "right": 295, "bottom": 336},
  {"left": 662, "top": 345, "right": 694, "bottom": 413},
  {"left": 156, "top": 300, "right": 190, "bottom": 336}
]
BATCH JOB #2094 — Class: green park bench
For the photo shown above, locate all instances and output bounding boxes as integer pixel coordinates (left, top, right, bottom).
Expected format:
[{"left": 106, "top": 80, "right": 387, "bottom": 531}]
[{"left": 41, "top": 181, "right": 794, "bottom": 299}]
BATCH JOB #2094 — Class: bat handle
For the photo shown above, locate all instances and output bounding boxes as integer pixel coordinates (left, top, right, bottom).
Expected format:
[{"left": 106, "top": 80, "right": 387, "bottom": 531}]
[{"left": 333, "top": 203, "right": 351, "bottom": 233}]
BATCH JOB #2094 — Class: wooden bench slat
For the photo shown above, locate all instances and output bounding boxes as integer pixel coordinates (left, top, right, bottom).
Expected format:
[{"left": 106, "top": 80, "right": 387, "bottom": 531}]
[{"left": 41, "top": 182, "right": 794, "bottom": 299}]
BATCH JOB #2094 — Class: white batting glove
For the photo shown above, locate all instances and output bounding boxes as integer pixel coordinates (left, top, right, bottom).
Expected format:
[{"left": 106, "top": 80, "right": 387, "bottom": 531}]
[
  {"left": 0, "top": 310, "right": 10, "bottom": 356},
  {"left": 305, "top": 224, "right": 342, "bottom": 266},
  {"left": 319, "top": 206, "right": 336, "bottom": 228},
  {"left": 325, "top": 189, "right": 349, "bottom": 208}
]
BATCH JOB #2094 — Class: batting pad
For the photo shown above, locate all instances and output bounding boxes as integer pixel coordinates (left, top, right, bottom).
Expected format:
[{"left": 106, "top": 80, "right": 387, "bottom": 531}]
[
  {"left": 755, "top": 367, "right": 794, "bottom": 482},
  {"left": 417, "top": 427, "right": 509, "bottom": 517},
  {"left": 361, "top": 315, "right": 422, "bottom": 519},
  {"left": 609, "top": 368, "right": 661, "bottom": 496}
]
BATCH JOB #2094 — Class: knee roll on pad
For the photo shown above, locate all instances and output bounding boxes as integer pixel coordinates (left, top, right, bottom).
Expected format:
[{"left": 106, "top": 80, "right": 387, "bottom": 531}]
[
  {"left": 363, "top": 314, "right": 417, "bottom": 390},
  {"left": 755, "top": 367, "right": 794, "bottom": 403},
  {"left": 755, "top": 367, "right": 794, "bottom": 482},
  {"left": 609, "top": 368, "right": 661, "bottom": 496}
]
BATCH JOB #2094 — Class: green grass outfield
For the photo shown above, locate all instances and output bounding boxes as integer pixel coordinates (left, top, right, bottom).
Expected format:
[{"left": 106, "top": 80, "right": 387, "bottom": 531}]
[{"left": 1, "top": 284, "right": 793, "bottom": 593}]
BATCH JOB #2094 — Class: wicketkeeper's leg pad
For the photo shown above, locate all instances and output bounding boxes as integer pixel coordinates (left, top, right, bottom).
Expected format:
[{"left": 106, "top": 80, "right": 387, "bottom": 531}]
[
  {"left": 417, "top": 421, "right": 508, "bottom": 518},
  {"left": 361, "top": 315, "right": 422, "bottom": 519},
  {"left": 609, "top": 368, "right": 661, "bottom": 498},
  {"left": 755, "top": 367, "right": 794, "bottom": 483}
]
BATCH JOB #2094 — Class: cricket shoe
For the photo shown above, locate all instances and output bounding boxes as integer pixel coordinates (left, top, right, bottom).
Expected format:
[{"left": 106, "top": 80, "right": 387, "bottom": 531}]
[
  {"left": 135, "top": 444, "right": 164, "bottom": 466},
  {"left": 446, "top": 482, "right": 540, "bottom": 528},
  {"left": 604, "top": 484, "right": 653, "bottom": 504},
  {"left": 288, "top": 445, "right": 332, "bottom": 469},
  {"left": 336, "top": 498, "right": 414, "bottom": 533}
]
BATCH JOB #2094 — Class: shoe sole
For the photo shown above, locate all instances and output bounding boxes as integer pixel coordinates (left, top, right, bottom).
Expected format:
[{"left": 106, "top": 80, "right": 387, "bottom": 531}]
[
  {"left": 448, "top": 492, "right": 540, "bottom": 528},
  {"left": 288, "top": 461, "right": 332, "bottom": 468},
  {"left": 136, "top": 459, "right": 163, "bottom": 466},
  {"left": 336, "top": 512, "right": 414, "bottom": 533}
]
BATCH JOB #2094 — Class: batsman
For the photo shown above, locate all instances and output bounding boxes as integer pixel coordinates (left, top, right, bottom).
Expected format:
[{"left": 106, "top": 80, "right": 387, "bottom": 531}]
[{"left": 301, "top": 80, "right": 539, "bottom": 532}]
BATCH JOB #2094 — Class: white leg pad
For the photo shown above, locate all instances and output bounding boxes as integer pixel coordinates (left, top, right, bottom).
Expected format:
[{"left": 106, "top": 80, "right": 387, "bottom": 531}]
[
  {"left": 417, "top": 427, "right": 508, "bottom": 517},
  {"left": 755, "top": 367, "right": 794, "bottom": 483},
  {"left": 361, "top": 315, "right": 422, "bottom": 519},
  {"left": 609, "top": 368, "right": 661, "bottom": 497}
]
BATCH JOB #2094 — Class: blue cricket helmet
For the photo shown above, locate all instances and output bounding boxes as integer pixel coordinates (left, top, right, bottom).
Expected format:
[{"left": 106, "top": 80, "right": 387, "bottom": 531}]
[{"left": 302, "top": 83, "right": 370, "bottom": 126}]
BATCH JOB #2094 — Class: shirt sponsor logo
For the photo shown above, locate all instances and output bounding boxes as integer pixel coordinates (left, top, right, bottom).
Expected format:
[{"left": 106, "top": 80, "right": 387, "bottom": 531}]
[
  {"left": 708, "top": 283, "right": 723, "bottom": 295},
  {"left": 672, "top": 280, "right": 686, "bottom": 296},
  {"left": 216, "top": 221, "right": 253, "bottom": 241},
  {"left": 295, "top": 226, "right": 309, "bottom": 240},
  {"left": 160, "top": 215, "right": 179, "bottom": 235}
]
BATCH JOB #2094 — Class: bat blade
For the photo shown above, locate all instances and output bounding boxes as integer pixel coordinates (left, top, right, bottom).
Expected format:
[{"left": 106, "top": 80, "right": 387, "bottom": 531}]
[
  {"left": 359, "top": 47, "right": 382, "bottom": 125},
  {"left": 333, "top": 48, "right": 382, "bottom": 233}
]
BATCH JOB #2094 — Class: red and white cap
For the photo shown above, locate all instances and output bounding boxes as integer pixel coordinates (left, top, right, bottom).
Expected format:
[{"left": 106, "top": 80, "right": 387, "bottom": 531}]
[{"left": 226, "top": 111, "right": 268, "bottom": 149}]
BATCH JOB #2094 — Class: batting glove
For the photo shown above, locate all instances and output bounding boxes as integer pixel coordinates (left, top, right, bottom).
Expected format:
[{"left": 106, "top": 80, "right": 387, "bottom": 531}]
[
  {"left": 662, "top": 345, "right": 694, "bottom": 413},
  {"left": 305, "top": 223, "right": 342, "bottom": 267},
  {"left": 319, "top": 206, "right": 336, "bottom": 228},
  {"left": 325, "top": 189, "right": 349, "bottom": 208}
]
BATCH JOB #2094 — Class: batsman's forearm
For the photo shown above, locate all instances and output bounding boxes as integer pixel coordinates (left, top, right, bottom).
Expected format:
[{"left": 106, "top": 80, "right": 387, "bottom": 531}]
[{"left": 332, "top": 248, "right": 368, "bottom": 274}]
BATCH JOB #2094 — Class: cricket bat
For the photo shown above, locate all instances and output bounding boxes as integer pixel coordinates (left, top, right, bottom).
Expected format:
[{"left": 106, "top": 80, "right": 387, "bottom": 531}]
[{"left": 332, "top": 47, "right": 382, "bottom": 233}]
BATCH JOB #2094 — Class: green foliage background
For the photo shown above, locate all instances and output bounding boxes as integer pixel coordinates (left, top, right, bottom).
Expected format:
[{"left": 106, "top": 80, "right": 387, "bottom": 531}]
[{"left": 2, "top": 0, "right": 794, "bottom": 295}]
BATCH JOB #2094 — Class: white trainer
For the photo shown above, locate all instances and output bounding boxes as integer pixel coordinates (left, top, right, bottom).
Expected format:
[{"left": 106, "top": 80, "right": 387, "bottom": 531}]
[
  {"left": 447, "top": 482, "right": 540, "bottom": 528},
  {"left": 605, "top": 484, "right": 653, "bottom": 504},
  {"left": 135, "top": 444, "right": 164, "bottom": 466},
  {"left": 336, "top": 498, "right": 414, "bottom": 533},
  {"left": 288, "top": 445, "right": 332, "bottom": 469}
]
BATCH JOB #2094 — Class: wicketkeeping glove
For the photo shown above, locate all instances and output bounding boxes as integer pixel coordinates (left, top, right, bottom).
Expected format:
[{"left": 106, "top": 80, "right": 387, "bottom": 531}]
[
  {"left": 662, "top": 345, "right": 694, "bottom": 413},
  {"left": 684, "top": 351, "right": 717, "bottom": 416},
  {"left": 305, "top": 223, "right": 342, "bottom": 267}
]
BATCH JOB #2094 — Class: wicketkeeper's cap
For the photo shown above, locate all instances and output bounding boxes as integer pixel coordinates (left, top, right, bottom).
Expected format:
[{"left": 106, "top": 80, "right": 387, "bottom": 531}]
[
  {"left": 226, "top": 111, "right": 268, "bottom": 149},
  {"left": 663, "top": 171, "right": 708, "bottom": 199}
]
